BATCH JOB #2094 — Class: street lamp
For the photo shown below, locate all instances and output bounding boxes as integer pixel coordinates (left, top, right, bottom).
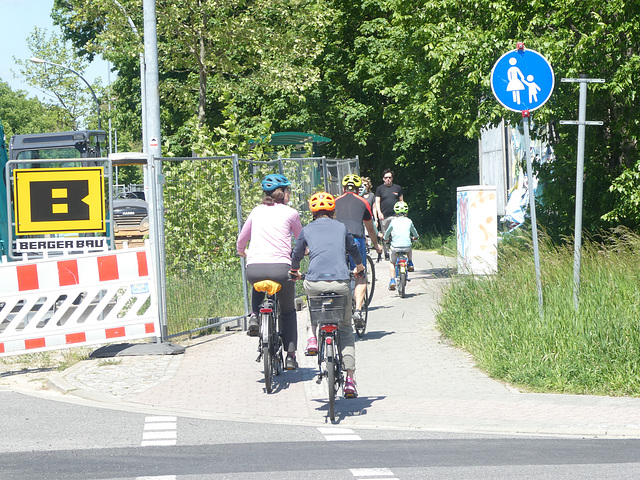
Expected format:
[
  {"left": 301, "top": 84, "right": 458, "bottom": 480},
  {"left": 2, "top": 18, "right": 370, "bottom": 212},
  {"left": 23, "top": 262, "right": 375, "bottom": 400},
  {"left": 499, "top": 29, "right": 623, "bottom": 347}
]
[
  {"left": 30, "top": 57, "right": 102, "bottom": 130},
  {"left": 111, "top": 0, "right": 147, "bottom": 152}
]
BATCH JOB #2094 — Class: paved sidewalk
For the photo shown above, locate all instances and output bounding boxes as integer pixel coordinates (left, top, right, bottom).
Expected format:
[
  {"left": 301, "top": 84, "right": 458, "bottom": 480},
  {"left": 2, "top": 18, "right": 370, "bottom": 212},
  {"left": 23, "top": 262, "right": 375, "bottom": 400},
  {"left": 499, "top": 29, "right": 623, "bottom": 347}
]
[{"left": 17, "top": 250, "right": 640, "bottom": 436}]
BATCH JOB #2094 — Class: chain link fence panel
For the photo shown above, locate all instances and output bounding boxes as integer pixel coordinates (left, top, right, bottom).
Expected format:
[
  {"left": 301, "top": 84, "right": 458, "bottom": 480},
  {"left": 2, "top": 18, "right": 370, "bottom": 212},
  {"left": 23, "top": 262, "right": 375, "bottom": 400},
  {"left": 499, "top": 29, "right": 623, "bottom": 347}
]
[{"left": 160, "top": 155, "right": 359, "bottom": 338}]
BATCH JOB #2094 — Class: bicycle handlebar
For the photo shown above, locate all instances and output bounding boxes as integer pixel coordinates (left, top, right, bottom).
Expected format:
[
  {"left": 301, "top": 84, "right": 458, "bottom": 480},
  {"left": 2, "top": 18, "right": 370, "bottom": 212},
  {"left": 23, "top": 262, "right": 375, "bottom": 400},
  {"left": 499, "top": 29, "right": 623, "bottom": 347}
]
[{"left": 289, "top": 270, "right": 364, "bottom": 280}]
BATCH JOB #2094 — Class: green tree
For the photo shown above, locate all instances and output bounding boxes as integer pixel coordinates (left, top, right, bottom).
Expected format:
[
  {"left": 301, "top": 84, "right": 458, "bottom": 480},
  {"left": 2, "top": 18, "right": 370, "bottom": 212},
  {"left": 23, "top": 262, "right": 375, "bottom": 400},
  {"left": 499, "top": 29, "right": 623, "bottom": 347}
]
[
  {"left": 294, "top": 0, "right": 640, "bottom": 235},
  {"left": 50, "top": 0, "right": 640, "bottom": 238},
  {"left": 14, "top": 27, "right": 103, "bottom": 130},
  {"left": 0, "top": 80, "right": 72, "bottom": 139},
  {"left": 163, "top": 102, "right": 276, "bottom": 273},
  {"left": 52, "top": 0, "right": 331, "bottom": 155}
]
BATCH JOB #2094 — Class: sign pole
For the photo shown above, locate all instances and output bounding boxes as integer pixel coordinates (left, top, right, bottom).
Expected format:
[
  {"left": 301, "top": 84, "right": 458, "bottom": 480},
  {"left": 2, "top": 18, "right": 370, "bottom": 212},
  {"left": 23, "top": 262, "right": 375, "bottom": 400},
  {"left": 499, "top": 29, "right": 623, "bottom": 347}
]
[
  {"left": 559, "top": 75, "right": 604, "bottom": 310},
  {"left": 522, "top": 111, "right": 544, "bottom": 317},
  {"left": 491, "top": 42, "right": 554, "bottom": 318}
]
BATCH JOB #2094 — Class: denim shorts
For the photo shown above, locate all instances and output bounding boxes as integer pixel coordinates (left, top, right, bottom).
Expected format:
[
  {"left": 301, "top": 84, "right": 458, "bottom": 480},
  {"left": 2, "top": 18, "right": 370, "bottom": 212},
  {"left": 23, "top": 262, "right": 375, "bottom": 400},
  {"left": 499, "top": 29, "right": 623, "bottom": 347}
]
[{"left": 348, "top": 236, "right": 367, "bottom": 271}]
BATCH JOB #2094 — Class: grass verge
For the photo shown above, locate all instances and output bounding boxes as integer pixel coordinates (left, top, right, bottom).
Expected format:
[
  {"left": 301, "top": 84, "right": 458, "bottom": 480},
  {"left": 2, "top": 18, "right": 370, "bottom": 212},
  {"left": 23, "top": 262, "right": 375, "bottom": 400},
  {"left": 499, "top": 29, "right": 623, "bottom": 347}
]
[
  {"left": 437, "top": 227, "right": 640, "bottom": 397},
  {"left": 166, "top": 266, "right": 245, "bottom": 337}
]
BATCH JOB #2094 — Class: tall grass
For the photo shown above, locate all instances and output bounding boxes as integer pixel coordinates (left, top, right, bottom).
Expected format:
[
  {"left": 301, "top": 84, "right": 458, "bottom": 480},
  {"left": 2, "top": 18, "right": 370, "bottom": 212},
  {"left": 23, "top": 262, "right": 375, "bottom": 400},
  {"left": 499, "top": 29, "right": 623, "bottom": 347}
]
[
  {"left": 166, "top": 266, "right": 245, "bottom": 337},
  {"left": 437, "top": 227, "right": 640, "bottom": 397},
  {"left": 414, "top": 231, "right": 457, "bottom": 256}
]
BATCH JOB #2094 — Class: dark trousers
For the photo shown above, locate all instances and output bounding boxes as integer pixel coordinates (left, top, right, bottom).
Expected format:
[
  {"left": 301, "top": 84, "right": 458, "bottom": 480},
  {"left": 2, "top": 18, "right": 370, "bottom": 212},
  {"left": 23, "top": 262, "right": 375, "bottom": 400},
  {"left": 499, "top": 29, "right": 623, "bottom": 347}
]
[{"left": 246, "top": 263, "right": 297, "bottom": 354}]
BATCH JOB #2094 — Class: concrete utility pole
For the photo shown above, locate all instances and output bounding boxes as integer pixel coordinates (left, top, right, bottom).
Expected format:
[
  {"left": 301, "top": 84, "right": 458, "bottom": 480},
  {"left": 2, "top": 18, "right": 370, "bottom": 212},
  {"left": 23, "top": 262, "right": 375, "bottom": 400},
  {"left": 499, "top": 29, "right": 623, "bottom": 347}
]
[{"left": 559, "top": 75, "right": 605, "bottom": 311}]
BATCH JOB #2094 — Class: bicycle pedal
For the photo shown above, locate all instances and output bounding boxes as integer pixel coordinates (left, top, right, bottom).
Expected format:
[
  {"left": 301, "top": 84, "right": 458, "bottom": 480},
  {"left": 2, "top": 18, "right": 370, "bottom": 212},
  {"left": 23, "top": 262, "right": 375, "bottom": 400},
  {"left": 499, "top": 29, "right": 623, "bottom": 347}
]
[
  {"left": 316, "top": 376, "right": 323, "bottom": 385},
  {"left": 255, "top": 354, "right": 262, "bottom": 363},
  {"left": 305, "top": 350, "right": 318, "bottom": 356}
]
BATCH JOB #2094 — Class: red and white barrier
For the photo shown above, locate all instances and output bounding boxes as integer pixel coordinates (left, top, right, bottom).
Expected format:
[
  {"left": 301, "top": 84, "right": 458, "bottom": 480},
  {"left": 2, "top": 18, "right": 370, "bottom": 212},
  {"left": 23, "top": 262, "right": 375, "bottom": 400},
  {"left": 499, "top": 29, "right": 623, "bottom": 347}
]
[{"left": 0, "top": 243, "right": 160, "bottom": 357}]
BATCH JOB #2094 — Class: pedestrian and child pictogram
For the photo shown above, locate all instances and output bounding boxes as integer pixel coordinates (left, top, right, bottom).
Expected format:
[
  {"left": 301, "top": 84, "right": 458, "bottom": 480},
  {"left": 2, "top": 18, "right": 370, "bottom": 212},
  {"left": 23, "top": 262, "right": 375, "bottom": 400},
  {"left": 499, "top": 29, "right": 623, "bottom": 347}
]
[
  {"left": 490, "top": 43, "right": 554, "bottom": 317},
  {"left": 491, "top": 47, "right": 554, "bottom": 112}
]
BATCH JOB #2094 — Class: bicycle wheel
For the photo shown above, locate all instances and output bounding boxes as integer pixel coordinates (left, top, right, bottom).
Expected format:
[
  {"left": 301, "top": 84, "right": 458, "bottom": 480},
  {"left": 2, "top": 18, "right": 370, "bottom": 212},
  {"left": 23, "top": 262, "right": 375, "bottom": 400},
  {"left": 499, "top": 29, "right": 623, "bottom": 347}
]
[
  {"left": 262, "top": 312, "right": 274, "bottom": 393},
  {"left": 365, "top": 255, "right": 375, "bottom": 308},
  {"left": 274, "top": 335, "right": 284, "bottom": 376},
  {"left": 263, "top": 345, "right": 273, "bottom": 393},
  {"left": 355, "top": 289, "right": 367, "bottom": 338},
  {"left": 326, "top": 341, "right": 336, "bottom": 421},
  {"left": 399, "top": 271, "right": 407, "bottom": 298}
]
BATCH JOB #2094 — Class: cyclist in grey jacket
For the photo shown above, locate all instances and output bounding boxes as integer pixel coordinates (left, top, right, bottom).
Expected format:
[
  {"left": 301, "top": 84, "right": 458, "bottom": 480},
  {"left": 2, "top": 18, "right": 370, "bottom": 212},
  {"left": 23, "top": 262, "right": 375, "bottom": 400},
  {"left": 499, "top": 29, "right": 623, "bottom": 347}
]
[{"left": 289, "top": 192, "right": 364, "bottom": 398}]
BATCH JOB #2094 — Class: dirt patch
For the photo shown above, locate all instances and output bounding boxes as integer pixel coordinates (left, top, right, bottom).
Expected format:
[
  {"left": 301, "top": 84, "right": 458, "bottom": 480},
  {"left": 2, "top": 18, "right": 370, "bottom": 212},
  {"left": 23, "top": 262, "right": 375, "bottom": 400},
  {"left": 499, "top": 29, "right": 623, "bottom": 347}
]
[{"left": 0, "top": 348, "right": 93, "bottom": 393}]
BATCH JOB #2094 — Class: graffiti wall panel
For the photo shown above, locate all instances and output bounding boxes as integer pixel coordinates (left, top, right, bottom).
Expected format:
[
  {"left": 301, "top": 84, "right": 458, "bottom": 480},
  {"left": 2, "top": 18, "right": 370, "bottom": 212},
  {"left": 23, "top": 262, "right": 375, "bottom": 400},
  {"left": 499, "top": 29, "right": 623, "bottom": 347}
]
[{"left": 456, "top": 186, "right": 497, "bottom": 275}]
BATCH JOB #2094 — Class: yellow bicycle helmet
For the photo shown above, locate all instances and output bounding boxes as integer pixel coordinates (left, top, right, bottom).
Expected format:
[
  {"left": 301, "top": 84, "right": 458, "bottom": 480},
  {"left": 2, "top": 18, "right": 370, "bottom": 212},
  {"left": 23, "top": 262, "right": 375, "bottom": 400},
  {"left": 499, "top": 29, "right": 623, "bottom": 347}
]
[
  {"left": 342, "top": 174, "right": 362, "bottom": 190},
  {"left": 309, "top": 192, "right": 336, "bottom": 212}
]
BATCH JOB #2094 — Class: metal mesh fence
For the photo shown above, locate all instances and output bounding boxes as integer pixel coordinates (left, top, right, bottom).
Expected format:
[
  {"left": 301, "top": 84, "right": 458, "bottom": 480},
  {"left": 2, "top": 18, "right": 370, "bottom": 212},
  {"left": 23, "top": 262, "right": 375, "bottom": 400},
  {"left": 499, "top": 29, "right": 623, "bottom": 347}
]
[{"left": 160, "top": 155, "right": 359, "bottom": 338}]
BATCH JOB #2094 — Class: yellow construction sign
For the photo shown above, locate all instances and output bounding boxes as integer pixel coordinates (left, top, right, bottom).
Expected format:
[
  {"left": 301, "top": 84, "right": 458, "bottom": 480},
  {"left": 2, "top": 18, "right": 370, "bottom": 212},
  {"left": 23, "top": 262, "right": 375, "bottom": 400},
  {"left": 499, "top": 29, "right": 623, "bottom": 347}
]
[{"left": 13, "top": 167, "right": 105, "bottom": 235}]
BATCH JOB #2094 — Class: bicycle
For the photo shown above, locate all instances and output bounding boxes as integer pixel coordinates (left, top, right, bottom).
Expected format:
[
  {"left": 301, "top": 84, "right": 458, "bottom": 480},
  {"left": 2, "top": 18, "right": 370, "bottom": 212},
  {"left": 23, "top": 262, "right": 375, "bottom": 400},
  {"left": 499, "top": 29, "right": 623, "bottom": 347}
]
[
  {"left": 364, "top": 242, "right": 376, "bottom": 309},
  {"left": 393, "top": 250, "right": 410, "bottom": 298},
  {"left": 253, "top": 280, "right": 284, "bottom": 394},
  {"left": 347, "top": 254, "right": 370, "bottom": 338},
  {"left": 307, "top": 292, "right": 349, "bottom": 421}
]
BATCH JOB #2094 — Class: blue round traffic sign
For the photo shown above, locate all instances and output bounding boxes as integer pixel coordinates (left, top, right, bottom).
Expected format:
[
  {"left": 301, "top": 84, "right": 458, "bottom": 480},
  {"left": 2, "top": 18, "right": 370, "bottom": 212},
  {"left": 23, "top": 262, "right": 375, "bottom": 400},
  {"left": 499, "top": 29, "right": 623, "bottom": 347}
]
[{"left": 490, "top": 48, "right": 554, "bottom": 112}]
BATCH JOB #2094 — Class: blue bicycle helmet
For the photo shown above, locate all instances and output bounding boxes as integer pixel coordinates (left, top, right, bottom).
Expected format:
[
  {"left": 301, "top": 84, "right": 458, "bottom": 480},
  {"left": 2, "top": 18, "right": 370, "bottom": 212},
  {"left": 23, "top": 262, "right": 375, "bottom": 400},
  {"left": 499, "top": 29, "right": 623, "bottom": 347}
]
[{"left": 261, "top": 173, "right": 291, "bottom": 192}]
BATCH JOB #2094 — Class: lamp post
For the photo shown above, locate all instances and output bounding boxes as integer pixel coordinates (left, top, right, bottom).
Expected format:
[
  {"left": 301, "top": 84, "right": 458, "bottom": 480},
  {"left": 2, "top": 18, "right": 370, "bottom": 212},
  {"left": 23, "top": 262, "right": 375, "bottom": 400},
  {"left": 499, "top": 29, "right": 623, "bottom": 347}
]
[
  {"left": 30, "top": 57, "right": 102, "bottom": 130},
  {"left": 111, "top": 0, "right": 147, "bottom": 152}
]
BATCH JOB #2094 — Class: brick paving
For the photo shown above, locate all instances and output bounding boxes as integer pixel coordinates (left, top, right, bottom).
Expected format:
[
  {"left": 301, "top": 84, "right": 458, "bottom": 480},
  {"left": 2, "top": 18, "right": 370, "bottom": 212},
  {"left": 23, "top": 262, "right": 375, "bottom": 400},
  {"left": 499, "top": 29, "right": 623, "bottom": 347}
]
[{"left": 39, "top": 249, "right": 640, "bottom": 436}]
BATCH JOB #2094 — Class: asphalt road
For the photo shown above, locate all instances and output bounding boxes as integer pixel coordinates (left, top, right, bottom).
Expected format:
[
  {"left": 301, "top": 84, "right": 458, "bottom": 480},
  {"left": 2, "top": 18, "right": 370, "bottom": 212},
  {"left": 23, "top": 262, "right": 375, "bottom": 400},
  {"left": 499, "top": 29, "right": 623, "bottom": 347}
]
[{"left": 4, "top": 390, "right": 640, "bottom": 480}]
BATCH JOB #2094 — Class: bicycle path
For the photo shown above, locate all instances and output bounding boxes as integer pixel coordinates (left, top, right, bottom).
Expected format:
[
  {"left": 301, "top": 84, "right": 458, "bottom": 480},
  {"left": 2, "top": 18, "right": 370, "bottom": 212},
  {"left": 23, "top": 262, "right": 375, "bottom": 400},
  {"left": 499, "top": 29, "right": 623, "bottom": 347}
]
[{"left": 13, "top": 250, "right": 640, "bottom": 436}]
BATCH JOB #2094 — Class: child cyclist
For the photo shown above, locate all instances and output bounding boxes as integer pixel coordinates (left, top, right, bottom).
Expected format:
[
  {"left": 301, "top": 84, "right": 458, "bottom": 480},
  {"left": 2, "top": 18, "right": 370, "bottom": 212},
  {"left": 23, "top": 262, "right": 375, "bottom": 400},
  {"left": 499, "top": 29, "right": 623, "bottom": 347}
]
[
  {"left": 383, "top": 201, "right": 419, "bottom": 290},
  {"left": 289, "top": 192, "right": 365, "bottom": 398}
]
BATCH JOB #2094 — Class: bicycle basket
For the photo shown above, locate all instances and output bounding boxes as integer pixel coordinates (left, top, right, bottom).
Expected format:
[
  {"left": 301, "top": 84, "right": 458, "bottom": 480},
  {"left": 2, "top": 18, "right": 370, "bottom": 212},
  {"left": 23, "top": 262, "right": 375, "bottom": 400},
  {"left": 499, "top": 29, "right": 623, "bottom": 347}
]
[{"left": 307, "top": 294, "right": 347, "bottom": 325}]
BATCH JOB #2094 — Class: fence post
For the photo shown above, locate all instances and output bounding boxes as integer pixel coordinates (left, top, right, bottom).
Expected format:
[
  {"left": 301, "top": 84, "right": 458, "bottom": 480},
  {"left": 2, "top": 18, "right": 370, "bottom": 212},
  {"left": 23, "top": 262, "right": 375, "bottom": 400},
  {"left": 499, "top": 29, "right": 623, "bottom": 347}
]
[
  {"left": 321, "top": 157, "right": 328, "bottom": 192},
  {"left": 233, "top": 154, "right": 249, "bottom": 330}
]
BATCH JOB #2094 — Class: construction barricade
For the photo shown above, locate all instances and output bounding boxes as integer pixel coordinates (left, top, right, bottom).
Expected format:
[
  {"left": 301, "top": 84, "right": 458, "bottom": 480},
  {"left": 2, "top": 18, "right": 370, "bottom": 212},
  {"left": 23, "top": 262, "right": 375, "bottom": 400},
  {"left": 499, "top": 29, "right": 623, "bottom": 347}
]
[{"left": 0, "top": 243, "right": 160, "bottom": 357}]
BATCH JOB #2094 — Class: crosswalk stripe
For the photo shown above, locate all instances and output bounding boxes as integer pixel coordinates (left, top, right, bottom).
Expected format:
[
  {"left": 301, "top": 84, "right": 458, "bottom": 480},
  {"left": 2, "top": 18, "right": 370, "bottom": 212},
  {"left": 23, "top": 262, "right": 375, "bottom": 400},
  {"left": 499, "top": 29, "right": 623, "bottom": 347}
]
[
  {"left": 318, "top": 426, "right": 362, "bottom": 441},
  {"left": 141, "top": 416, "right": 177, "bottom": 447},
  {"left": 145, "top": 422, "right": 177, "bottom": 431},
  {"left": 140, "top": 439, "right": 177, "bottom": 447},
  {"left": 350, "top": 467, "right": 397, "bottom": 477},
  {"left": 136, "top": 476, "right": 177, "bottom": 480},
  {"left": 143, "top": 431, "right": 177, "bottom": 440}
]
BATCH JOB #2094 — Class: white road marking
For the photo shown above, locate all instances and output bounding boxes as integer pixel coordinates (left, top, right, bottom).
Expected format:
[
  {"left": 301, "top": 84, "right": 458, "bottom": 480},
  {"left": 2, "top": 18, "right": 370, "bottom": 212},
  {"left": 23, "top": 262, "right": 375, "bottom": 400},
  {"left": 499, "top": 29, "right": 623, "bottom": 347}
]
[
  {"left": 350, "top": 467, "right": 398, "bottom": 477},
  {"left": 136, "top": 477, "right": 177, "bottom": 480},
  {"left": 318, "top": 426, "right": 362, "bottom": 441},
  {"left": 141, "top": 415, "right": 177, "bottom": 447},
  {"left": 145, "top": 422, "right": 177, "bottom": 431}
]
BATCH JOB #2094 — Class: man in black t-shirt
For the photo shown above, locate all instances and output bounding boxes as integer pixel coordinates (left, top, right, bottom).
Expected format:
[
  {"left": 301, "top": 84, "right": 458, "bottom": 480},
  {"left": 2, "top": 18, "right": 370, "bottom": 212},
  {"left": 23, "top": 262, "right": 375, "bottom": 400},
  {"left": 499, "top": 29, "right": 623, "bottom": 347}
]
[{"left": 375, "top": 169, "right": 403, "bottom": 260}]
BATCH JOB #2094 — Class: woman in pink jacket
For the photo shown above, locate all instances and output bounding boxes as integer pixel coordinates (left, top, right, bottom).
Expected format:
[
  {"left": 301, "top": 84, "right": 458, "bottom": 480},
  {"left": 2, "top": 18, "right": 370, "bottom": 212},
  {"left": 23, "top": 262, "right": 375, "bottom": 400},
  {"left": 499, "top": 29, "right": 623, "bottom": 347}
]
[{"left": 236, "top": 174, "right": 303, "bottom": 369}]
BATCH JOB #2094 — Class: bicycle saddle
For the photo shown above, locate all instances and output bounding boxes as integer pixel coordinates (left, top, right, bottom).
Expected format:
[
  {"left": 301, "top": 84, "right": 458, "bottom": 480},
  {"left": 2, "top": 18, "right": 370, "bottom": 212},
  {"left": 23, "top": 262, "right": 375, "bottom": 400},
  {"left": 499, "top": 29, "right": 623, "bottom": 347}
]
[{"left": 253, "top": 280, "right": 282, "bottom": 295}]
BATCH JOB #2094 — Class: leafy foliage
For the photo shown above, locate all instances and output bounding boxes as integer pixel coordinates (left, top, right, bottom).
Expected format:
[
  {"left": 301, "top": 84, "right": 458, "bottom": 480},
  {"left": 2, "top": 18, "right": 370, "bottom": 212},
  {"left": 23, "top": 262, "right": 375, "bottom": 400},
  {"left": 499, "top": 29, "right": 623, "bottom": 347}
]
[
  {"left": 40, "top": 0, "right": 640, "bottom": 238},
  {"left": 162, "top": 104, "right": 274, "bottom": 274},
  {"left": 14, "top": 28, "right": 104, "bottom": 130},
  {"left": 0, "top": 80, "right": 72, "bottom": 138}
]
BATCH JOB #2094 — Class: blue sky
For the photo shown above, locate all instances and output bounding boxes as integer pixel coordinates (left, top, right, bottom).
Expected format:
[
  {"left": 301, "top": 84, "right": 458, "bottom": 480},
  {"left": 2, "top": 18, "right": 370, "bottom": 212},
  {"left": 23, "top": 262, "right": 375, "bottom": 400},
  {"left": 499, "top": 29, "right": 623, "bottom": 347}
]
[{"left": 0, "top": 0, "right": 112, "bottom": 100}]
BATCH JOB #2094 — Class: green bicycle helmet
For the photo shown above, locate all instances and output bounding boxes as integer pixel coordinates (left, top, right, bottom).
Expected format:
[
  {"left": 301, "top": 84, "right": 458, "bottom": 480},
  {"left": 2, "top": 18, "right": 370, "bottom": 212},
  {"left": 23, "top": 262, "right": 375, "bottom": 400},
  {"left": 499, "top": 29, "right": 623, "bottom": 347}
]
[{"left": 394, "top": 201, "right": 409, "bottom": 215}]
